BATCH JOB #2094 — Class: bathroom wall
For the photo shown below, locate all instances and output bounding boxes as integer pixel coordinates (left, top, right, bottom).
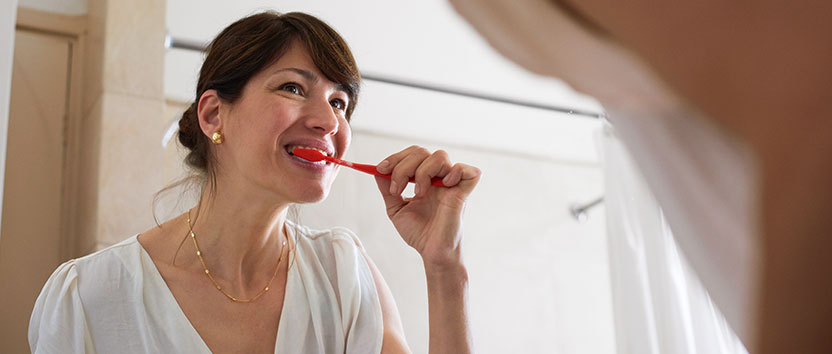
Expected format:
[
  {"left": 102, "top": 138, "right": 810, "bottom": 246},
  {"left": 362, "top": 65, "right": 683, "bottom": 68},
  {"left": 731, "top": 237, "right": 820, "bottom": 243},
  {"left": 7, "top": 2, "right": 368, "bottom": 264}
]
[
  {"left": 3, "top": 0, "right": 617, "bottom": 352},
  {"left": 161, "top": 102, "right": 614, "bottom": 354},
  {"left": 161, "top": 82, "right": 615, "bottom": 354},
  {"left": 8, "top": 0, "right": 166, "bottom": 252}
]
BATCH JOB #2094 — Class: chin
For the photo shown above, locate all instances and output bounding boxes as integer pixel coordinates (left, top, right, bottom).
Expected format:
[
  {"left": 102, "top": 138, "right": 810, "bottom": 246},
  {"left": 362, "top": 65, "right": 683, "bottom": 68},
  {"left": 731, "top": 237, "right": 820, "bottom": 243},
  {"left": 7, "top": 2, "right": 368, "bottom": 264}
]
[{"left": 292, "top": 186, "right": 331, "bottom": 204}]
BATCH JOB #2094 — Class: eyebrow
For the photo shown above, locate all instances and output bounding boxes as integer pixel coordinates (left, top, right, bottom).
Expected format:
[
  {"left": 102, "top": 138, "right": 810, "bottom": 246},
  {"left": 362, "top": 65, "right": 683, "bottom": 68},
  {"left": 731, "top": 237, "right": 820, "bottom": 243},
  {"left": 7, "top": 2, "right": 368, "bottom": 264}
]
[
  {"left": 273, "top": 67, "right": 350, "bottom": 96},
  {"left": 274, "top": 67, "right": 318, "bottom": 82}
]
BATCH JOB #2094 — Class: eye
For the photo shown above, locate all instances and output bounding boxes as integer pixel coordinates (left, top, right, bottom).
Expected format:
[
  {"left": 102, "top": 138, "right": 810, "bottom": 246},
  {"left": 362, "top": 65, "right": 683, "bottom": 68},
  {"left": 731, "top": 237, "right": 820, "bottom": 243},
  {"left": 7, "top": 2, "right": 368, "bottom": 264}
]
[
  {"left": 330, "top": 98, "right": 347, "bottom": 111},
  {"left": 279, "top": 83, "right": 303, "bottom": 95}
]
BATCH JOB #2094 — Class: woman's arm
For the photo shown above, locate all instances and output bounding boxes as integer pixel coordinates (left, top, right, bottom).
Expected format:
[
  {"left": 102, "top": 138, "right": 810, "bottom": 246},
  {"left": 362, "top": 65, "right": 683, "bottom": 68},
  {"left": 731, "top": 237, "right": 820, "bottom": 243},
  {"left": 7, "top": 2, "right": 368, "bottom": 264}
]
[
  {"left": 423, "top": 262, "right": 472, "bottom": 354},
  {"left": 359, "top": 248, "right": 412, "bottom": 354},
  {"left": 374, "top": 145, "right": 481, "bottom": 354},
  {"left": 361, "top": 231, "right": 473, "bottom": 354}
]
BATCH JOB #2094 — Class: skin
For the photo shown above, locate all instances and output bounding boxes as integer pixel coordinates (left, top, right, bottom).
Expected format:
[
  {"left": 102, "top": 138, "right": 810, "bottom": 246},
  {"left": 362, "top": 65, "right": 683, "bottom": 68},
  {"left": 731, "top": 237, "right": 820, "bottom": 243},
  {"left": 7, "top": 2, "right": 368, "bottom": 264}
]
[
  {"left": 449, "top": 0, "right": 831, "bottom": 352},
  {"left": 549, "top": 2, "right": 832, "bottom": 352},
  {"left": 138, "top": 40, "right": 479, "bottom": 354}
]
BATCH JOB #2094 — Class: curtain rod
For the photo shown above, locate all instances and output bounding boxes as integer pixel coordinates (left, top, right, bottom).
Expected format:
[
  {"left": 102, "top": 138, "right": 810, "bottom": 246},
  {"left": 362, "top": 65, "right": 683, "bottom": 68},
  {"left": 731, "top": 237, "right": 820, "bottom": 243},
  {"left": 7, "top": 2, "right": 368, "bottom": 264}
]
[
  {"left": 570, "top": 196, "right": 604, "bottom": 222},
  {"left": 165, "top": 35, "right": 604, "bottom": 119}
]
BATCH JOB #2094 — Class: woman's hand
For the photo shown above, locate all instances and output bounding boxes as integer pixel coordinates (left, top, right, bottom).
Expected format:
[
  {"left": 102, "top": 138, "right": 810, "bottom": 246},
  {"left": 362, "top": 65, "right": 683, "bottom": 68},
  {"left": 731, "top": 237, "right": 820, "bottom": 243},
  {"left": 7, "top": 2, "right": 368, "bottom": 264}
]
[{"left": 374, "top": 146, "right": 481, "bottom": 269}]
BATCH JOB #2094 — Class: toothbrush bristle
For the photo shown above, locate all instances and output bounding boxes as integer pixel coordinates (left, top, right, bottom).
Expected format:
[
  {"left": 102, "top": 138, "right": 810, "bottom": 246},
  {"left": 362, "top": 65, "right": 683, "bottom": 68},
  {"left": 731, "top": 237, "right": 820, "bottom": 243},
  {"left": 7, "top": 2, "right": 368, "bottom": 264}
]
[{"left": 292, "top": 148, "right": 325, "bottom": 162}]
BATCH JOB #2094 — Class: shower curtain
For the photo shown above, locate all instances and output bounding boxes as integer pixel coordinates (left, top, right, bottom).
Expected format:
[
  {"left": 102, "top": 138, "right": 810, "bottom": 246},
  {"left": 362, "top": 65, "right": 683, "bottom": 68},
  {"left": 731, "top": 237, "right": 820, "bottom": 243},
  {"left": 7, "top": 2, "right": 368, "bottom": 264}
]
[{"left": 600, "top": 125, "right": 748, "bottom": 354}]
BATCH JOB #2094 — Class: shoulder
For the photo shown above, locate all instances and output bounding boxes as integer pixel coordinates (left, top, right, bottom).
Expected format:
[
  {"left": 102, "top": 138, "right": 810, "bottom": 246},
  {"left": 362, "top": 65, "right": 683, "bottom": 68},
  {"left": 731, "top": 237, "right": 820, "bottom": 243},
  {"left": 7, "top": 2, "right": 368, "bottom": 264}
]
[
  {"left": 289, "top": 222, "right": 375, "bottom": 283},
  {"left": 72, "top": 235, "right": 144, "bottom": 280},
  {"left": 29, "top": 235, "right": 143, "bottom": 351},
  {"left": 29, "top": 259, "right": 89, "bottom": 353},
  {"left": 40, "top": 235, "right": 145, "bottom": 305},
  {"left": 291, "top": 222, "right": 365, "bottom": 251}
]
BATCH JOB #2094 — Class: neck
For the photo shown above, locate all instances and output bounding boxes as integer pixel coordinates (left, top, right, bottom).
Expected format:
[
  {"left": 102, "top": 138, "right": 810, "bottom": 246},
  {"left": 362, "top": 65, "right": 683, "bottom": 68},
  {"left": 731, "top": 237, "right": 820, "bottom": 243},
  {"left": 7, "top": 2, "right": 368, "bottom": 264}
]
[{"left": 184, "top": 182, "right": 291, "bottom": 288}]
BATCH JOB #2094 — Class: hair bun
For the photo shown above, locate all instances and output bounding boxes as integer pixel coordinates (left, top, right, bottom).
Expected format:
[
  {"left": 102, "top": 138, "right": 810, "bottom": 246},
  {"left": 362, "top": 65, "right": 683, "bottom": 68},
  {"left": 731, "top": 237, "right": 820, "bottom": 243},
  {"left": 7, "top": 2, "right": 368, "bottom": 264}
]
[{"left": 177, "top": 102, "right": 208, "bottom": 169}]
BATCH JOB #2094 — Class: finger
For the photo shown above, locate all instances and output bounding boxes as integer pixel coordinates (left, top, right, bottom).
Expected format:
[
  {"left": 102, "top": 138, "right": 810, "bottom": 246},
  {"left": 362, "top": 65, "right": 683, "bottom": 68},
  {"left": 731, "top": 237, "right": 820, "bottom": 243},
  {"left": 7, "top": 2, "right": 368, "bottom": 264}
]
[
  {"left": 375, "top": 145, "right": 422, "bottom": 174},
  {"left": 441, "top": 163, "right": 463, "bottom": 187},
  {"left": 374, "top": 176, "right": 406, "bottom": 217},
  {"left": 414, "top": 150, "right": 451, "bottom": 197},
  {"left": 443, "top": 163, "right": 482, "bottom": 193},
  {"left": 389, "top": 147, "right": 431, "bottom": 196}
]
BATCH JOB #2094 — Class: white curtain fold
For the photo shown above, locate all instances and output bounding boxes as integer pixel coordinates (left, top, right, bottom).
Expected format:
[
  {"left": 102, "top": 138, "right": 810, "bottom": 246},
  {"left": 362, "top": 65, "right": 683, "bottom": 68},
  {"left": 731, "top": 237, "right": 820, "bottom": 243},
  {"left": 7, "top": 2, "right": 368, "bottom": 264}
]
[{"left": 600, "top": 125, "right": 748, "bottom": 354}]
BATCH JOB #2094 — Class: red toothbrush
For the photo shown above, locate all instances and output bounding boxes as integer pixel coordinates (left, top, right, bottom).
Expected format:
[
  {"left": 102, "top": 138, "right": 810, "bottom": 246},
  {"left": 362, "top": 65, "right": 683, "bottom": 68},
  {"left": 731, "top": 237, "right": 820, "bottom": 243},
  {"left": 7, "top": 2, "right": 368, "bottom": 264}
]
[{"left": 292, "top": 148, "right": 448, "bottom": 187}]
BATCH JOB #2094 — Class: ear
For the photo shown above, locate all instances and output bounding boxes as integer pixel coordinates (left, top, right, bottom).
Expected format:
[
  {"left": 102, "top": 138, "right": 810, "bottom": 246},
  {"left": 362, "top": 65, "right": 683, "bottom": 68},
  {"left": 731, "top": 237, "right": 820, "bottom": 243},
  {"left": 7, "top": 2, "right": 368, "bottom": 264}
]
[{"left": 197, "top": 89, "right": 224, "bottom": 139}]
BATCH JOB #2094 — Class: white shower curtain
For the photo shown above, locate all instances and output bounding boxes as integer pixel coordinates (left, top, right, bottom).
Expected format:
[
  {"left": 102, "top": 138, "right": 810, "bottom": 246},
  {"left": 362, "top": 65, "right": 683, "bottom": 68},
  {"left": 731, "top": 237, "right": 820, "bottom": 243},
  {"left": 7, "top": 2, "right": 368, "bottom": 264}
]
[{"left": 600, "top": 125, "right": 748, "bottom": 354}]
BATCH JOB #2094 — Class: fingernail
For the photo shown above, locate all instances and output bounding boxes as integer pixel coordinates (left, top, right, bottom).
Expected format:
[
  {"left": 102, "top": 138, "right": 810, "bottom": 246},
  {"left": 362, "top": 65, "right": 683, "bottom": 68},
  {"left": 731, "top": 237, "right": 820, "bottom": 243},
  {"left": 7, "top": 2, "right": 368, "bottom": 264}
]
[
  {"left": 389, "top": 180, "right": 398, "bottom": 195},
  {"left": 377, "top": 160, "right": 390, "bottom": 173},
  {"left": 414, "top": 183, "right": 421, "bottom": 196},
  {"left": 443, "top": 174, "right": 453, "bottom": 185}
]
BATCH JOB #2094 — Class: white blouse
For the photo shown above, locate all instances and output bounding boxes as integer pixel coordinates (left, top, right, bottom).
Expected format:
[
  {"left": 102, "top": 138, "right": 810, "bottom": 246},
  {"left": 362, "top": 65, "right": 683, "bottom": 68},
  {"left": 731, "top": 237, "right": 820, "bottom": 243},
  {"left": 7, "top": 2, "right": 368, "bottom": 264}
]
[{"left": 29, "top": 223, "right": 383, "bottom": 354}]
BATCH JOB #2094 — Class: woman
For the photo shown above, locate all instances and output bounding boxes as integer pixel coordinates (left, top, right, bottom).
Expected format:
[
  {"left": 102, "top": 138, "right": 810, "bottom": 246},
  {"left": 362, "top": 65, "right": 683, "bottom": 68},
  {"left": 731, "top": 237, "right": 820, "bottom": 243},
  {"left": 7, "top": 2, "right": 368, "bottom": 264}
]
[{"left": 29, "top": 12, "right": 479, "bottom": 354}]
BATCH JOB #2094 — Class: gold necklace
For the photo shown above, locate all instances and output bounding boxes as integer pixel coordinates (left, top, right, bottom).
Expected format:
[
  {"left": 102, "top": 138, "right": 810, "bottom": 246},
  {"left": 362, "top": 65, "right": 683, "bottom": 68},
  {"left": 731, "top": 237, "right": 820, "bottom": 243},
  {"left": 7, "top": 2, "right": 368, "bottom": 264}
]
[{"left": 186, "top": 211, "right": 287, "bottom": 303}]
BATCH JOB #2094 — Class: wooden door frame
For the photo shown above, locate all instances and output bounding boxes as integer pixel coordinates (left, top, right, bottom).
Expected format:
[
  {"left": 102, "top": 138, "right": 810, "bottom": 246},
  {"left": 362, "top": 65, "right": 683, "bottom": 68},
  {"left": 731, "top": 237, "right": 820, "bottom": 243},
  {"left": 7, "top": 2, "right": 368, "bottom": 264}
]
[{"left": 14, "top": 7, "right": 87, "bottom": 260}]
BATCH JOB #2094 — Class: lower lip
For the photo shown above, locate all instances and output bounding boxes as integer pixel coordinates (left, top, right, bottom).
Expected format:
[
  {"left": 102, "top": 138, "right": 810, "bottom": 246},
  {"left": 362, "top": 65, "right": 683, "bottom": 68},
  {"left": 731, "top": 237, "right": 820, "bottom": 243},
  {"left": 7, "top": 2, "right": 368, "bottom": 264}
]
[{"left": 282, "top": 148, "right": 332, "bottom": 172}]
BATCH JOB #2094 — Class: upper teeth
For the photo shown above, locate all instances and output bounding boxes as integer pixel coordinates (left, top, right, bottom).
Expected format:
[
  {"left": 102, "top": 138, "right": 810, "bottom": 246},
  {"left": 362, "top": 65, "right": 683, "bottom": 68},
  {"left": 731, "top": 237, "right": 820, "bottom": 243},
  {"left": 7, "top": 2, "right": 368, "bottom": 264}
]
[{"left": 288, "top": 145, "right": 330, "bottom": 157}]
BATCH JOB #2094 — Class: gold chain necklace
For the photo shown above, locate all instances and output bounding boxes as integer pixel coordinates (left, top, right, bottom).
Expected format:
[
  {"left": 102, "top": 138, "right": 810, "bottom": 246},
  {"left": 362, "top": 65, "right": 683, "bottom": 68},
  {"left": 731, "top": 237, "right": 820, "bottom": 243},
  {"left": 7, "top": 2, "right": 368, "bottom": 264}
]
[{"left": 186, "top": 211, "right": 287, "bottom": 303}]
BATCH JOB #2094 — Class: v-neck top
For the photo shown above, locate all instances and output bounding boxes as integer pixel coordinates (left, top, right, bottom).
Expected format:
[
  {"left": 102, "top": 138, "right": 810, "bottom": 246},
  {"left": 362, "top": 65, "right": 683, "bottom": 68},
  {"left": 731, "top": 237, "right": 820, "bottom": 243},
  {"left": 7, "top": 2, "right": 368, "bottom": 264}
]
[{"left": 28, "top": 223, "right": 383, "bottom": 354}]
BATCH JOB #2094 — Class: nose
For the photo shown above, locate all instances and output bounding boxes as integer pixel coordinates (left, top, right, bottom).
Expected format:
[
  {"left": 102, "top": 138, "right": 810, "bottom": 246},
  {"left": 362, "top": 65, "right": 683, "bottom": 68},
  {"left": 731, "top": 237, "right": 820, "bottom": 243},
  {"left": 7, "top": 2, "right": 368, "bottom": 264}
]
[{"left": 304, "top": 99, "right": 339, "bottom": 136}]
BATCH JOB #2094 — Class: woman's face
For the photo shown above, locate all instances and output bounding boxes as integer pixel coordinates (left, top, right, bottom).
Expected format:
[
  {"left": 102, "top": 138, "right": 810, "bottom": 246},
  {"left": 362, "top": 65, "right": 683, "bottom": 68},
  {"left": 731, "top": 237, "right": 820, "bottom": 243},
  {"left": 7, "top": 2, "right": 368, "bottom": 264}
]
[{"left": 216, "top": 40, "right": 352, "bottom": 204}]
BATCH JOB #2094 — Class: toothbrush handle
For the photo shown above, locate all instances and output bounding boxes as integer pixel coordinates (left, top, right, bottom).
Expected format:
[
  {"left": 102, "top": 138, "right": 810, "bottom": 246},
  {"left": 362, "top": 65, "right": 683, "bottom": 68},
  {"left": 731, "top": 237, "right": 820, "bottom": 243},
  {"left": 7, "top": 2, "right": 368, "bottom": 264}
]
[{"left": 348, "top": 162, "right": 448, "bottom": 187}]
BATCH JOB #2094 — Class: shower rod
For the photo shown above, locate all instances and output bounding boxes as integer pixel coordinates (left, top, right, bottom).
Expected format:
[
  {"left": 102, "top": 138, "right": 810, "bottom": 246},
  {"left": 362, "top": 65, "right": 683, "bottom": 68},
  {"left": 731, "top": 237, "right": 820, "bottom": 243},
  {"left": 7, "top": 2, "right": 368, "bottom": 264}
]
[
  {"left": 165, "top": 35, "right": 605, "bottom": 119},
  {"left": 570, "top": 196, "right": 604, "bottom": 222}
]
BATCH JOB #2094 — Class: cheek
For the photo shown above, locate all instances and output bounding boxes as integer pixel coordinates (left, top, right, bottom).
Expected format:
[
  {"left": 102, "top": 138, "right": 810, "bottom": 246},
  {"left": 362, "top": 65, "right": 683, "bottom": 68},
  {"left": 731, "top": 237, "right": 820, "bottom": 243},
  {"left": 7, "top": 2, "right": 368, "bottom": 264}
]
[
  {"left": 339, "top": 123, "right": 352, "bottom": 152},
  {"left": 256, "top": 107, "right": 297, "bottom": 140}
]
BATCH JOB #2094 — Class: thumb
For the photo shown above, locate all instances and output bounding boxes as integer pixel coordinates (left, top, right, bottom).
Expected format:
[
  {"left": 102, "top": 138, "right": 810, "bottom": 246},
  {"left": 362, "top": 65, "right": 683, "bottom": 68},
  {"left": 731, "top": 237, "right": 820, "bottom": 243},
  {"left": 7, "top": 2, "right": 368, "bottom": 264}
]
[{"left": 443, "top": 163, "right": 482, "bottom": 197}]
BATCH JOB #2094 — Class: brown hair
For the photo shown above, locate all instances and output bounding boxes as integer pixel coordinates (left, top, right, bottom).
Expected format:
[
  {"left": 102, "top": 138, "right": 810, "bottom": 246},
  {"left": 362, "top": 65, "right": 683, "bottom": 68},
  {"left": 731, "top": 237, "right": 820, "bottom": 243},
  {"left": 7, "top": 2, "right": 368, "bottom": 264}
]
[
  {"left": 179, "top": 11, "right": 359, "bottom": 185},
  {"left": 155, "top": 11, "right": 360, "bottom": 222}
]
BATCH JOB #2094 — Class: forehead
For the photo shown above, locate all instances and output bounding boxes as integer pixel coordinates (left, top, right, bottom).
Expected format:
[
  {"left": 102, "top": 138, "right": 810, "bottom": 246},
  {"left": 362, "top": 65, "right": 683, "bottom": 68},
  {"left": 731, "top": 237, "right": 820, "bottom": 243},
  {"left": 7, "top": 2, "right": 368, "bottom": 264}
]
[
  {"left": 271, "top": 41, "right": 315, "bottom": 70},
  {"left": 258, "top": 41, "right": 322, "bottom": 82}
]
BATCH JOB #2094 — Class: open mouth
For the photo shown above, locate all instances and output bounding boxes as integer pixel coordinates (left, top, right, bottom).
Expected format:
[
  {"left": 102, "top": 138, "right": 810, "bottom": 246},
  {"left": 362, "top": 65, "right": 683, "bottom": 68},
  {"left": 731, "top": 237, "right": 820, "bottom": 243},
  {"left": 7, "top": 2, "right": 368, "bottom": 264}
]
[{"left": 286, "top": 145, "right": 330, "bottom": 165}]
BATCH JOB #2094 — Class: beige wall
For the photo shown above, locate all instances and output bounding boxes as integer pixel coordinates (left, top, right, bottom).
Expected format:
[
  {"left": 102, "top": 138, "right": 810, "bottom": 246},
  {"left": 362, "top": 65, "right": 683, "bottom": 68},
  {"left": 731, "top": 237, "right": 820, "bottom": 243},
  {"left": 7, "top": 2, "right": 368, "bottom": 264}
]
[
  {"left": 4, "top": 0, "right": 160, "bottom": 252},
  {"left": 7, "top": 0, "right": 166, "bottom": 260},
  {"left": 80, "top": 0, "right": 166, "bottom": 251}
]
